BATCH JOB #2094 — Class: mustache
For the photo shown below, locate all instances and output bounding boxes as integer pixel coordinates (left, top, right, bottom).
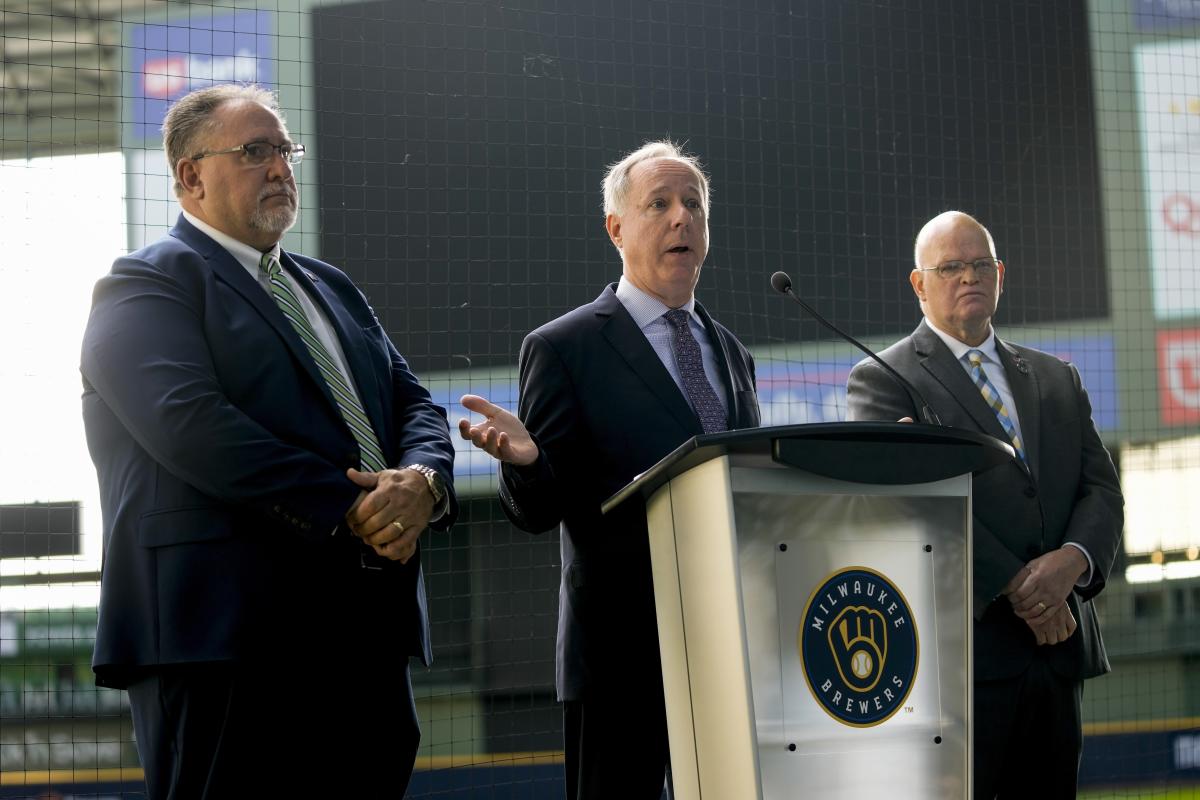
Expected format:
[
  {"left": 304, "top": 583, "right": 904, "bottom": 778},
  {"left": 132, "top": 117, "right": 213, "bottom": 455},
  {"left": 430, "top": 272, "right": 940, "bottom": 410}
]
[{"left": 259, "top": 186, "right": 297, "bottom": 204}]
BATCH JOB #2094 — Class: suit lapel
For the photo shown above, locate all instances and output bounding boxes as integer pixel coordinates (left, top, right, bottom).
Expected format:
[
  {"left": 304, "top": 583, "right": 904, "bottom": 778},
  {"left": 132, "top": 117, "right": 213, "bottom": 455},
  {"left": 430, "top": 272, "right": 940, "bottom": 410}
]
[
  {"left": 912, "top": 322, "right": 1032, "bottom": 477},
  {"left": 996, "top": 338, "right": 1040, "bottom": 479},
  {"left": 169, "top": 219, "right": 344, "bottom": 424},
  {"left": 595, "top": 286, "right": 703, "bottom": 436},
  {"left": 912, "top": 323, "right": 1013, "bottom": 442}
]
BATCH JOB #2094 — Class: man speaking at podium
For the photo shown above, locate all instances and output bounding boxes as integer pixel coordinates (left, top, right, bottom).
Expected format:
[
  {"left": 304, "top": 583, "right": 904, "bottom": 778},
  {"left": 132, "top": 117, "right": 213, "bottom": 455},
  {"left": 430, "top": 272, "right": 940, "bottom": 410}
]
[
  {"left": 846, "top": 211, "right": 1123, "bottom": 798},
  {"left": 459, "top": 141, "right": 760, "bottom": 799}
]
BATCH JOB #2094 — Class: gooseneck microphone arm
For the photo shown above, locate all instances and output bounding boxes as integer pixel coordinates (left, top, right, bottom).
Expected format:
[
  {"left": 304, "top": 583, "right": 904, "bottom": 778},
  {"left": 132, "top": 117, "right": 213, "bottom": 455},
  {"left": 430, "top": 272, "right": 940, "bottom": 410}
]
[{"left": 769, "top": 271, "right": 942, "bottom": 425}]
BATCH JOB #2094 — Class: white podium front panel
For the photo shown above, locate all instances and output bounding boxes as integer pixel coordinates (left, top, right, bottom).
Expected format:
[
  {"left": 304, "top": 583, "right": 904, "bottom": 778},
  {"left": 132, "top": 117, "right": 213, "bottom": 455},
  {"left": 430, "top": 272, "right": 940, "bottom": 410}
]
[
  {"left": 644, "top": 457, "right": 972, "bottom": 800},
  {"left": 732, "top": 467, "right": 971, "bottom": 799}
]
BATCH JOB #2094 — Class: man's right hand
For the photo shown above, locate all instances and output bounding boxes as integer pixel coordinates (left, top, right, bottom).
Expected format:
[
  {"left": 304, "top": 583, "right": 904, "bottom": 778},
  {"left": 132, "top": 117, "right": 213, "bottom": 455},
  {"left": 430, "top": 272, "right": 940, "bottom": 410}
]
[
  {"left": 458, "top": 394, "right": 539, "bottom": 466},
  {"left": 1028, "top": 603, "right": 1077, "bottom": 646},
  {"left": 1004, "top": 565, "right": 1079, "bottom": 646}
]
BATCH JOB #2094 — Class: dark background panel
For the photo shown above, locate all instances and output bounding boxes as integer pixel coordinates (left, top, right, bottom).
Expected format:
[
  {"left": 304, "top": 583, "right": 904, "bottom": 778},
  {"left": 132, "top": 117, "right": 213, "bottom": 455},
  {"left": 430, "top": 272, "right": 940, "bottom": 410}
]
[
  {"left": 313, "top": 0, "right": 1107, "bottom": 376},
  {"left": 311, "top": 0, "right": 1108, "bottom": 745},
  {"left": 421, "top": 496, "right": 561, "bottom": 750},
  {"left": 0, "top": 502, "right": 81, "bottom": 559}
]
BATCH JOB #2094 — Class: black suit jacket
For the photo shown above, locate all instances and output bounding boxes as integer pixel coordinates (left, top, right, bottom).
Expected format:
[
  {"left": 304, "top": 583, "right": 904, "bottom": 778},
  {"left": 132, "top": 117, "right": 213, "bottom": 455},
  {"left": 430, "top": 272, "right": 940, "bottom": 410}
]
[
  {"left": 499, "top": 284, "right": 760, "bottom": 701},
  {"left": 846, "top": 320, "right": 1123, "bottom": 682},
  {"left": 81, "top": 216, "right": 457, "bottom": 687}
]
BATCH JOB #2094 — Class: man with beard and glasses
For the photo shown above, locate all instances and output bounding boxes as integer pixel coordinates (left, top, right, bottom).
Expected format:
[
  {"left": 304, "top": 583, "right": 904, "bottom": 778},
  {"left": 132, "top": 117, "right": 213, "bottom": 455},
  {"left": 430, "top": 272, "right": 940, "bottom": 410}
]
[{"left": 81, "top": 84, "right": 457, "bottom": 799}]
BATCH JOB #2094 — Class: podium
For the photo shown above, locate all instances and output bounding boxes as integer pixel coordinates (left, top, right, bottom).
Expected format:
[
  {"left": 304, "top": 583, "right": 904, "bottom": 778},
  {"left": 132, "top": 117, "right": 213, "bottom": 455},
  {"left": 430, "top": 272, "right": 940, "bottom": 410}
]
[{"left": 602, "top": 423, "right": 1013, "bottom": 800}]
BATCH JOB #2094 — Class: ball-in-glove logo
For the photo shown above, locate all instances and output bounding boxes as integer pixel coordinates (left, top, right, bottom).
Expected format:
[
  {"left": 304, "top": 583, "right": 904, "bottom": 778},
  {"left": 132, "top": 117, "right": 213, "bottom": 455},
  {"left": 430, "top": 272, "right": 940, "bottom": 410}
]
[{"left": 800, "top": 567, "right": 919, "bottom": 727}]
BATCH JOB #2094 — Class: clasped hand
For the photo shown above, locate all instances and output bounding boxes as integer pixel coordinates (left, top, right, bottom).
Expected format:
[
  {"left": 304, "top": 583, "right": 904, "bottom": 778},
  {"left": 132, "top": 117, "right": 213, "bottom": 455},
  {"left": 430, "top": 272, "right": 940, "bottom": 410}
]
[
  {"left": 1002, "top": 547, "right": 1088, "bottom": 646},
  {"left": 344, "top": 468, "right": 434, "bottom": 563}
]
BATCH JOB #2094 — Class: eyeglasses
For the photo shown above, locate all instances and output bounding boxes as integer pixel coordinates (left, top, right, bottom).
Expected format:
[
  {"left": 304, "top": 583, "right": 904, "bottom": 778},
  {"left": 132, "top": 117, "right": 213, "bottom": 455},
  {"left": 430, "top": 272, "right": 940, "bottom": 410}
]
[
  {"left": 190, "top": 141, "right": 306, "bottom": 167},
  {"left": 914, "top": 257, "right": 999, "bottom": 280}
]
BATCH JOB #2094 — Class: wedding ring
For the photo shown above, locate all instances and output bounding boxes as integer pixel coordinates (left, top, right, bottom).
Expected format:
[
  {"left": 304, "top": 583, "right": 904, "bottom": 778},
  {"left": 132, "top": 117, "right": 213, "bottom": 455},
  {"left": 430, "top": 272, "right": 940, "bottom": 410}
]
[
  {"left": 1036, "top": 601, "right": 1047, "bottom": 612},
  {"left": 392, "top": 520, "right": 405, "bottom": 533}
]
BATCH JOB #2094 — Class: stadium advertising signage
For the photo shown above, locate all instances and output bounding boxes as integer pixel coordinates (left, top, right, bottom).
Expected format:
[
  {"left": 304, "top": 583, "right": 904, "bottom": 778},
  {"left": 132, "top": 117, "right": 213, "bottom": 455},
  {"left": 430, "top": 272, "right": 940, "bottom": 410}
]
[
  {"left": 127, "top": 10, "right": 274, "bottom": 143},
  {"left": 1158, "top": 328, "right": 1200, "bottom": 425},
  {"left": 1135, "top": 37, "right": 1200, "bottom": 319},
  {"left": 1135, "top": 0, "right": 1200, "bottom": 31}
]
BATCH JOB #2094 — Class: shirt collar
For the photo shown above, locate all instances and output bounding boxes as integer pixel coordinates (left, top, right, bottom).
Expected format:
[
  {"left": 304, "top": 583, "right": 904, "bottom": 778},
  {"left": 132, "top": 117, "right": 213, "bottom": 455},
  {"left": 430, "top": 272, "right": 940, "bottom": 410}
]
[
  {"left": 923, "top": 317, "right": 1000, "bottom": 365},
  {"left": 615, "top": 275, "right": 698, "bottom": 330},
  {"left": 183, "top": 210, "right": 280, "bottom": 275}
]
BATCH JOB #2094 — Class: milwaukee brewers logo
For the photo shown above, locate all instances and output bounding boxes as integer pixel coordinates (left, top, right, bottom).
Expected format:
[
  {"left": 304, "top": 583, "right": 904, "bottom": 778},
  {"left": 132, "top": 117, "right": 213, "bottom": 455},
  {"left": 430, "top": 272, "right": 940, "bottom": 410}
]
[{"left": 799, "top": 567, "right": 919, "bottom": 727}]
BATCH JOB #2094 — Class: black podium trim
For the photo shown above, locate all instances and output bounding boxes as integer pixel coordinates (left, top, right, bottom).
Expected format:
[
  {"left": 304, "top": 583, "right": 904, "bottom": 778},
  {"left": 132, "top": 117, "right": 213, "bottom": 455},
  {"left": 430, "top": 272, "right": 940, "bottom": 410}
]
[{"left": 601, "top": 423, "right": 1014, "bottom": 515}]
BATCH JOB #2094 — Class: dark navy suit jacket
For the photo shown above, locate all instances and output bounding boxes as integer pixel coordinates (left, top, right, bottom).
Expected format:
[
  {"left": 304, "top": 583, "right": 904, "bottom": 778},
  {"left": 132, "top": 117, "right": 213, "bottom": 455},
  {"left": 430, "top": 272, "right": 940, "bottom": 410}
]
[
  {"left": 498, "top": 284, "right": 760, "bottom": 702},
  {"left": 82, "top": 216, "right": 456, "bottom": 687}
]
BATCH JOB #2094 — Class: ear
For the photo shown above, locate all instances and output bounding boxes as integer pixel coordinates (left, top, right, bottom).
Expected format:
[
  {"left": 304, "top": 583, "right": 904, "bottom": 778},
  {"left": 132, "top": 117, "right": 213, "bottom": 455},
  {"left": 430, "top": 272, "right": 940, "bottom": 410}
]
[
  {"left": 995, "top": 259, "right": 1005, "bottom": 295},
  {"left": 909, "top": 269, "right": 925, "bottom": 302},
  {"left": 176, "top": 158, "right": 204, "bottom": 200},
  {"left": 605, "top": 213, "right": 622, "bottom": 249}
]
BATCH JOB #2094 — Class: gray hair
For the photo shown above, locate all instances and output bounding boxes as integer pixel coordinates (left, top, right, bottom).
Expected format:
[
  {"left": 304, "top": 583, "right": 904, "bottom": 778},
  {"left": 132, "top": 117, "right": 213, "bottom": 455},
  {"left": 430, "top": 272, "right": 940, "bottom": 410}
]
[
  {"left": 602, "top": 140, "right": 710, "bottom": 216},
  {"left": 913, "top": 210, "right": 997, "bottom": 267},
  {"left": 162, "top": 84, "right": 283, "bottom": 196}
]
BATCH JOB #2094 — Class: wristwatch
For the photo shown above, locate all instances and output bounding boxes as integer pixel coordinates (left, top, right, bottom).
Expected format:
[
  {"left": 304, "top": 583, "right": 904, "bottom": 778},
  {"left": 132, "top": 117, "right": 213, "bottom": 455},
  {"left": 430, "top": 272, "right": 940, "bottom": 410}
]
[{"left": 403, "top": 463, "right": 446, "bottom": 506}]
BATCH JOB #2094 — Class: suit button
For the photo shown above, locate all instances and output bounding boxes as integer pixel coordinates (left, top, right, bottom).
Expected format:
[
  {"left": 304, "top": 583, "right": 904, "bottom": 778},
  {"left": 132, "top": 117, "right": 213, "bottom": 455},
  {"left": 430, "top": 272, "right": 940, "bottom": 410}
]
[{"left": 1023, "top": 486, "right": 1037, "bottom": 498}]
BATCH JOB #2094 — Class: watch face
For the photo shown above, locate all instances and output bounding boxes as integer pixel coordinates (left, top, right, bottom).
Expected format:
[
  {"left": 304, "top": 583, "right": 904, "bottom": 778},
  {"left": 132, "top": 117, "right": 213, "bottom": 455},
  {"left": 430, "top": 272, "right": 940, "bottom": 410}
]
[{"left": 426, "top": 472, "right": 445, "bottom": 501}]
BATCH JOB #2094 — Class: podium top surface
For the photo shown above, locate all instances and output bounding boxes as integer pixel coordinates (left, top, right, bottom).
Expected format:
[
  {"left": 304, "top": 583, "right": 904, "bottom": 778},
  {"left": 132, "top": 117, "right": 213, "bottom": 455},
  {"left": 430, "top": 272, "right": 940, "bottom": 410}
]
[{"left": 601, "top": 422, "right": 1015, "bottom": 515}]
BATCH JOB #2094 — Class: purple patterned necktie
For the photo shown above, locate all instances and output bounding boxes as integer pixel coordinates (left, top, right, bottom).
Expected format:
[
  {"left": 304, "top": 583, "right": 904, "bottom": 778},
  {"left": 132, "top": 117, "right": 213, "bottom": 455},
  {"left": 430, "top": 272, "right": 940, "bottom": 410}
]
[{"left": 664, "top": 309, "right": 727, "bottom": 434}]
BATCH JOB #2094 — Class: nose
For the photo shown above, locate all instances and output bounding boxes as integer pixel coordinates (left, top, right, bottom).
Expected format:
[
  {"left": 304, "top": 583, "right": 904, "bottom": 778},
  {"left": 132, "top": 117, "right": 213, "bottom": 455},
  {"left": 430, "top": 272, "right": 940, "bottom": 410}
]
[
  {"left": 266, "top": 150, "right": 293, "bottom": 181},
  {"left": 669, "top": 200, "right": 693, "bottom": 227}
]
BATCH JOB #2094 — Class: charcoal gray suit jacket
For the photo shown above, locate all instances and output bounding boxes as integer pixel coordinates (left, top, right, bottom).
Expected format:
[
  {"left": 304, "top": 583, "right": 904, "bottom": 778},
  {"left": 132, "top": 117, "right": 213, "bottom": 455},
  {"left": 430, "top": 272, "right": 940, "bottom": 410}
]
[{"left": 847, "top": 319, "right": 1123, "bottom": 682}]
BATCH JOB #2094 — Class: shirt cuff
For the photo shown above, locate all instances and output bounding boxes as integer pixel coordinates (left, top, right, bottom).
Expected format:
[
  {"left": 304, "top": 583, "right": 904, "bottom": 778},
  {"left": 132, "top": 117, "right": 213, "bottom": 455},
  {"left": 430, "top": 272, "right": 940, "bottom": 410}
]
[
  {"left": 429, "top": 493, "right": 449, "bottom": 522},
  {"left": 1063, "top": 542, "right": 1095, "bottom": 587}
]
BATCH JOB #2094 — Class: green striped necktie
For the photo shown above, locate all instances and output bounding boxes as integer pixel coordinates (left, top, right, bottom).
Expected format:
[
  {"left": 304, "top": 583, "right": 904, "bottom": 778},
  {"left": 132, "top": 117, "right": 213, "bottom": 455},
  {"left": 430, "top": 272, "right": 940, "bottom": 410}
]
[{"left": 260, "top": 252, "right": 388, "bottom": 473}]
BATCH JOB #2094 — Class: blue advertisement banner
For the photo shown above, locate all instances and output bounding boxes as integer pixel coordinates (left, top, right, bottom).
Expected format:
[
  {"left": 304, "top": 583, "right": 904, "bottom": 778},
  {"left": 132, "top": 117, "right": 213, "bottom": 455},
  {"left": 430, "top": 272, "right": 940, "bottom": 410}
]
[
  {"left": 1135, "top": 0, "right": 1200, "bottom": 31},
  {"left": 127, "top": 10, "right": 274, "bottom": 142},
  {"left": 435, "top": 333, "right": 1119, "bottom": 483}
]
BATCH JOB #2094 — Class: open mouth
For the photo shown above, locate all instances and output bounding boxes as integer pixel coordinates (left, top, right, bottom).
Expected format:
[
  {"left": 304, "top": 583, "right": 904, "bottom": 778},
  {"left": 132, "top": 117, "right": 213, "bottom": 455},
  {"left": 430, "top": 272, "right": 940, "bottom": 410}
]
[{"left": 667, "top": 245, "right": 691, "bottom": 254}]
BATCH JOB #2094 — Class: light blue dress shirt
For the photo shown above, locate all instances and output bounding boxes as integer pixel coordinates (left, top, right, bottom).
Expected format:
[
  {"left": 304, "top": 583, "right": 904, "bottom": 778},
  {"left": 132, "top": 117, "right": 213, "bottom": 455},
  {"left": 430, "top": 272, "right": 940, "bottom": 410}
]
[{"left": 614, "top": 276, "right": 729, "bottom": 418}]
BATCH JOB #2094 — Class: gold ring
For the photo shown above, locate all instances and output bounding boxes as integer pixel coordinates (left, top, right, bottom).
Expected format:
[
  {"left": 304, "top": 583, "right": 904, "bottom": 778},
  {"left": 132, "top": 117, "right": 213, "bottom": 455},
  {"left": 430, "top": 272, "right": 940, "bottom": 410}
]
[
  {"left": 1037, "top": 601, "right": 1047, "bottom": 612},
  {"left": 392, "top": 520, "right": 405, "bottom": 533}
]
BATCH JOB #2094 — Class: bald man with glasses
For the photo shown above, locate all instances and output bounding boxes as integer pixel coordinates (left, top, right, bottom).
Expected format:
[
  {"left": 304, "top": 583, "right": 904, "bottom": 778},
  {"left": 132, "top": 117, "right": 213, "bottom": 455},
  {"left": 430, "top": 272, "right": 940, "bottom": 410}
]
[{"left": 845, "top": 211, "right": 1123, "bottom": 799}]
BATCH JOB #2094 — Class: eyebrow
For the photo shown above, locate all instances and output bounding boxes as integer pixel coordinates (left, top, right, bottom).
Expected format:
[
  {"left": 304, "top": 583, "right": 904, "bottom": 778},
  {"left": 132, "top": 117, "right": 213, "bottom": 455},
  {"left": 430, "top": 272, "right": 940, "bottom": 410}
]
[{"left": 645, "top": 184, "right": 703, "bottom": 197}]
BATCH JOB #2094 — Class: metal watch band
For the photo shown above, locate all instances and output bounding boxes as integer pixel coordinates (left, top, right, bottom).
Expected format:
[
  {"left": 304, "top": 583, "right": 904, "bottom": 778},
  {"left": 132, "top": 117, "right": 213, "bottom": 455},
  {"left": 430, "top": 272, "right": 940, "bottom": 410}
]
[{"left": 403, "top": 463, "right": 446, "bottom": 504}]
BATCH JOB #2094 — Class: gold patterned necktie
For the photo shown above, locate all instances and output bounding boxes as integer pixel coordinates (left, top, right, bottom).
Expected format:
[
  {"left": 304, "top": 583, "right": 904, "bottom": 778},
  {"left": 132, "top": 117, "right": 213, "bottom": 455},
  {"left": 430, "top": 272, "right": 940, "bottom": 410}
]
[{"left": 966, "top": 349, "right": 1026, "bottom": 463}]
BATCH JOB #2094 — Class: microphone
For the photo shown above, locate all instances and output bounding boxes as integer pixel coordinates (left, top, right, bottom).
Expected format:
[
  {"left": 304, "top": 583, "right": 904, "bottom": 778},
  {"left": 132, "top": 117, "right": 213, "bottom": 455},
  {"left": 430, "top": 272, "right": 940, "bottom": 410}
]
[{"left": 770, "top": 271, "right": 942, "bottom": 425}]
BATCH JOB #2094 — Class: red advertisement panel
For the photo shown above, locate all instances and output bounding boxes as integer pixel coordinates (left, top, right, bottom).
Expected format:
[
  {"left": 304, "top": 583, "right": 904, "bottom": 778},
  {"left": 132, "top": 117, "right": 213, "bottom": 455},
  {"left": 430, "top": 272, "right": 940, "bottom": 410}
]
[{"left": 1159, "top": 329, "right": 1200, "bottom": 425}]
